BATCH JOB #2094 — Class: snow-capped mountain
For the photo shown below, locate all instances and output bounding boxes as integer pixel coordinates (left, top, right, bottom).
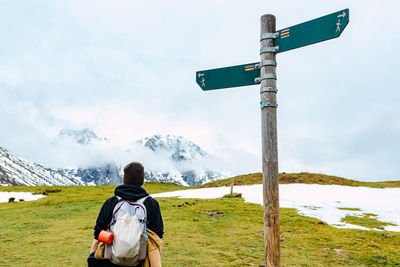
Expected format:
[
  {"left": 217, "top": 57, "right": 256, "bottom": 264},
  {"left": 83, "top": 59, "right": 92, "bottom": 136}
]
[
  {"left": 0, "top": 130, "right": 225, "bottom": 187},
  {"left": 138, "top": 134, "right": 208, "bottom": 161},
  {"left": 59, "top": 163, "right": 122, "bottom": 186},
  {"left": 57, "top": 128, "right": 109, "bottom": 145},
  {"left": 141, "top": 169, "right": 220, "bottom": 187},
  {"left": 55, "top": 130, "right": 223, "bottom": 186},
  {"left": 0, "top": 146, "right": 83, "bottom": 186},
  {"left": 137, "top": 134, "right": 223, "bottom": 186}
]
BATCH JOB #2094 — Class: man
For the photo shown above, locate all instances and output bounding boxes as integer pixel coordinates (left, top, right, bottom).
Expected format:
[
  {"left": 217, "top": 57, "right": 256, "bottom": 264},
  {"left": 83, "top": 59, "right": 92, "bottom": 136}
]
[{"left": 88, "top": 162, "right": 164, "bottom": 267}]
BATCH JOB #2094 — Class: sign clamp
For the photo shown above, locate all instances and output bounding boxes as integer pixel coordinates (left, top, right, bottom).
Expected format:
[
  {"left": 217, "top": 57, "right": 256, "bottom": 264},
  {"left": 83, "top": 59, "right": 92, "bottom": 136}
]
[
  {"left": 260, "top": 46, "right": 279, "bottom": 54},
  {"left": 260, "top": 32, "right": 280, "bottom": 40},
  {"left": 255, "top": 60, "right": 277, "bottom": 69},
  {"left": 260, "top": 101, "right": 278, "bottom": 109},
  {"left": 255, "top": 73, "right": 277, "bottom": 83},
  {"left": 260, "top": 86, "right": 278, "bottom": 93}
]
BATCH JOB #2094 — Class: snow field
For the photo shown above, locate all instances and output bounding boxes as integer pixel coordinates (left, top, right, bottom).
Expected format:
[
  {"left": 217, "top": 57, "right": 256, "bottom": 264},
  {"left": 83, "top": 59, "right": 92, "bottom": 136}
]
[
  {"left": 0, "top": 192, "right": 46, "bottom": 203},
  {"left": 152, "top": 184, "right": 400, "bottom": 232}
]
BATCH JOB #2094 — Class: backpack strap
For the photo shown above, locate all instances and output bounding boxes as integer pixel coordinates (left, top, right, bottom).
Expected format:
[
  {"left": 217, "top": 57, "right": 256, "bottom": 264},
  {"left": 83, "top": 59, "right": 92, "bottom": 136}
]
[
  {"left": 136, "top": 196, "right": 150, "bottom": 205},
  {"left": 109, "top": 196, "right": 125, "bottom": 227},
  {"left": 134, "top": 196, "right": 150, "bottom": 223},
  {"left": 114, "top": 195, "right": 149, "bottom": 203},
  {"left": 113, "top": 195, "right": 149, "bottom": 205}
]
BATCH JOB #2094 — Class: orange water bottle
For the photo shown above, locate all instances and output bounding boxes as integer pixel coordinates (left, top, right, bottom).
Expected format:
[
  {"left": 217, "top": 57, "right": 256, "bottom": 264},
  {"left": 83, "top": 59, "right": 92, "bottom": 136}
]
[{"left": 98, "top": 229, "right": 114, "bottom": 244}]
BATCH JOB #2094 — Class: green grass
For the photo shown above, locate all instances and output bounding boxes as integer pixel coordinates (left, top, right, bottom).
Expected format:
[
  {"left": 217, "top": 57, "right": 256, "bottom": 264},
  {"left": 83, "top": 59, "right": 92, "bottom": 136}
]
[
  {"left": 1, "top": 181, "right": 400, "bottom": 266},
  {"left": 338, "top": 207, "right": 362, "bottom": 211},
  {"left": 341, "top": 213, "right": 398, "bottom": 230},
  {"left": 199, "top": 172, "right": 400, "bottom": 188}
]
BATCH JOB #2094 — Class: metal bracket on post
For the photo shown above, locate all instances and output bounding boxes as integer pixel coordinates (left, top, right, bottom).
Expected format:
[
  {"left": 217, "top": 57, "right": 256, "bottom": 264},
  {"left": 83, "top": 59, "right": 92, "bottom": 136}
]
[
  {"left": 260, "top": 46, "right": 279, "bottom": 54},
  {"left": 260, "top": 32, "right": 280, "bottom": 40},
  {"left": 255, "top": 60, "right": 277, "bottom": 69},
  {"left": 260, "top": 101, "right": 278, "bottom": 109},
  {"left": 260, "top": 86, "right": 278, "bottom": 93},
  {"left": 255, "top": 73, "right": 277, "bottom": 83}
]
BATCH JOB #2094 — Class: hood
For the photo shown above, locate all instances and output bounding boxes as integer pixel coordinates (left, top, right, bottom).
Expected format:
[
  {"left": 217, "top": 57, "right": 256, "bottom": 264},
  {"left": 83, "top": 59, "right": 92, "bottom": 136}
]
[{"left": 114, "top": 184, "right": 149, "bottom": 200}]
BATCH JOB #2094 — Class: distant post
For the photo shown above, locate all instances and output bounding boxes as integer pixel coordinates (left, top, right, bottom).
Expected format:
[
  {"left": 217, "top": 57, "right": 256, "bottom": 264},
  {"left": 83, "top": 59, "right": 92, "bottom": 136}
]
[{"left": 260, "top": 14, "right": 280, "bottom": 266}]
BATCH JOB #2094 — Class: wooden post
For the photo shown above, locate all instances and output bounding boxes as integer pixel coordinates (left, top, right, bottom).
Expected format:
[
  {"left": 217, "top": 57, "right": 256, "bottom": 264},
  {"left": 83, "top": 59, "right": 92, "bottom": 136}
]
[
  {"left": 230, "top": 179, "right": 234, "bottom": 195},
  {"left": 260, "top": 14, "right": 280, "bottom": 267}
]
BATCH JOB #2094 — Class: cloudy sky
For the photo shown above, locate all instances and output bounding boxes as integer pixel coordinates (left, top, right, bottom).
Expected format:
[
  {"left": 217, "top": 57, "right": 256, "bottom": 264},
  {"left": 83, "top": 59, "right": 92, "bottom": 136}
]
[{"left": 1, "top": 0, "right": 399, "bottom": 181}]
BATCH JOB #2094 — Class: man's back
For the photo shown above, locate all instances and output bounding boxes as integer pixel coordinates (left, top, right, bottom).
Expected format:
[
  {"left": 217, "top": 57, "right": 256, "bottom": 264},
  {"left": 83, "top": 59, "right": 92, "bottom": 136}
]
[
  {"left": 94, "top": 184, "right": 164, "bottom": 241},
  {"left": 88, "top": 162, "right": 163, "bottom": 267}
]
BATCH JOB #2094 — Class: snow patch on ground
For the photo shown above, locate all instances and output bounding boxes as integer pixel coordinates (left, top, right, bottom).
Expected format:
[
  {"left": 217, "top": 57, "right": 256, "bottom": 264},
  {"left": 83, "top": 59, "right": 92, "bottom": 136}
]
[
  {"left": 0, "top": 192, "right": 46, "bottom": 203},
  {"left": 152, "top": 184, "right": 400, "bottom": 232}
]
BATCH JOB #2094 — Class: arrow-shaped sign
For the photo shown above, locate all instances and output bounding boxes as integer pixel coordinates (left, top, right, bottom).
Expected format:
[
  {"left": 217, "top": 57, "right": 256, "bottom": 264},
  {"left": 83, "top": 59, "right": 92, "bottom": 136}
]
[
  {"left": 196, "top": 62, "right": 260, "bottom": 91},
  {"left": 275, "top": 8, "right": 349, "bottom": 53}
]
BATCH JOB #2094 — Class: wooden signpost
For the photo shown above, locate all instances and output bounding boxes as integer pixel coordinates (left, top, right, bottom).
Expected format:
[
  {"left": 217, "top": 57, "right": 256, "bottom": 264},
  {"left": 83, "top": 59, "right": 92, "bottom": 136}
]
[{"left": 196, "top": 9, "right": 349, "bottom": 267}]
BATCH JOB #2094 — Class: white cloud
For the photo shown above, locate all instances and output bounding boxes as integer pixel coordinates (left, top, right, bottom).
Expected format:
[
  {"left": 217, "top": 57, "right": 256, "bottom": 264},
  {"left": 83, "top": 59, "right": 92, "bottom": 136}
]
[
  {"left": 0, "top": 0, "right": 400, "bottom": 181},
  {"left": 0, "top": 64, "right": 22, "bottom": 86}
]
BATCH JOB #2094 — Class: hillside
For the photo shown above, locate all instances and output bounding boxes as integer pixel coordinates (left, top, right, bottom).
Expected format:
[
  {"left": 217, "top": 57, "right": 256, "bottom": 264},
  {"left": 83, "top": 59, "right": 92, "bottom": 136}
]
[
  {"left": 198, "top": 172, "right": 400, "bottom": 188},
  {"left": 0, "top": 146, "right": 83, "bottom": 186},
  {"left": 0, "top": 183, "right": 399, "bottom": 266}
]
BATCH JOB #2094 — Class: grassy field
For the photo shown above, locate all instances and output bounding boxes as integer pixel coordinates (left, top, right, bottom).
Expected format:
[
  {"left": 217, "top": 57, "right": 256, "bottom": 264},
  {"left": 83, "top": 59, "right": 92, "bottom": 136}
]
[{"left": 0, "top": 174, "right": 399, "bottom": 266}]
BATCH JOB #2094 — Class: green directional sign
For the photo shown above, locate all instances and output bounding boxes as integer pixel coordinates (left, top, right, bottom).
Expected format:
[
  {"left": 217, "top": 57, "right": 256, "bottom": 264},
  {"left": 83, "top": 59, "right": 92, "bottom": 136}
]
[
  {"left": 196, "top": 62, "right": 260, "bottom": 91},
  {"left": 275, "top": 9, "right": 349, "bottom": 53},
  {"left": 196, "top": 9, "right": 349, "bottom": 91}
]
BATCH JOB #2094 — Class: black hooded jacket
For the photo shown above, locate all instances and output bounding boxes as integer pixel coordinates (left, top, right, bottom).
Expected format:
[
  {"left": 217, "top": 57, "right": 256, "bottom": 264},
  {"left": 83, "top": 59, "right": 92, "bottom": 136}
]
[{"left": 93, "top": 184, "right": 164, "bottom": 239}]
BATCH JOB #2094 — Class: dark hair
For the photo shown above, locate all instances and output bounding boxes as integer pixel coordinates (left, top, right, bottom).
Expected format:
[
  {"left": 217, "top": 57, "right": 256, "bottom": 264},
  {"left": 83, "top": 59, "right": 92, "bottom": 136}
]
[{"left": 123, "top": 162, "right": 145, "bottom": 186}]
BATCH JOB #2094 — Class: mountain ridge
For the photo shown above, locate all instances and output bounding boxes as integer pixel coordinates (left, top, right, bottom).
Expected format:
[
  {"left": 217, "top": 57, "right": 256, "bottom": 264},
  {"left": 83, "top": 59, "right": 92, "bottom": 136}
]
[
  {"left": 0, "top": 146, "right": 83, "bottom": 186},
  {"left": 1, "top": 131, "right": 224, "bottom": 186}
]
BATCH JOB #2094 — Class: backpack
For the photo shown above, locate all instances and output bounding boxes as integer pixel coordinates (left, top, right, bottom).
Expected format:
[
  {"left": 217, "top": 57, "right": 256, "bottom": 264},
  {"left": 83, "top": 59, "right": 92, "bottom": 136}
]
[{"left": 108, "top": 196, "right": 149, "bottom": 266}]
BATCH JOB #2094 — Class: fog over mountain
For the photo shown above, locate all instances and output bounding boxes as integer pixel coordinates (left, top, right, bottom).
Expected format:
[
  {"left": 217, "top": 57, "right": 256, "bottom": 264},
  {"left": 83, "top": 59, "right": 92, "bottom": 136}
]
[
  {"left": 136, "top": 134, "right": 222, "bottom": 186},
  {"left": 57, "top": 128, "right": 110, "bottom": 145},
  {"left": 1, "top": 129, "right": 226, "bottom": 186}
]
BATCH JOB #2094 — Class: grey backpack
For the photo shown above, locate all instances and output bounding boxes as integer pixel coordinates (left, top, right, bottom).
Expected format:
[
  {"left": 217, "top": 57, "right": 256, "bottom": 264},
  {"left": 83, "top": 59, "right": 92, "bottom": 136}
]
[{"left": 108, "top": 196, "right": 149, "bottom": 266}]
